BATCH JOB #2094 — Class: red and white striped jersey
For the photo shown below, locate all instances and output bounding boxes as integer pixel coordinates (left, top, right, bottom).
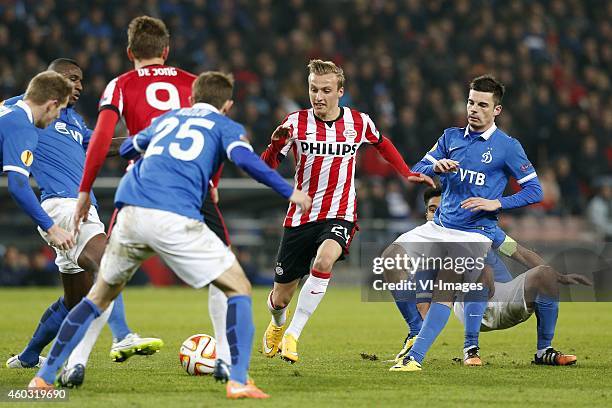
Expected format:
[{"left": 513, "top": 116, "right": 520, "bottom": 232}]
[{"left": 279, "top": 107, "right": 382, "bottom": 227}]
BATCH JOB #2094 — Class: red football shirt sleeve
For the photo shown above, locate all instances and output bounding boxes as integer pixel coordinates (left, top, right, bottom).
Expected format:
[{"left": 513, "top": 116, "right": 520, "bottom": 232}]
[
  {"left": 211, "top": 163, "right": 224, "bottom": 188},
  {"left": 79, "top": 109, "right": 119, "bottom": 192},
  {"left": 374, "top": 136, "right": 419, "bottom": 178}
]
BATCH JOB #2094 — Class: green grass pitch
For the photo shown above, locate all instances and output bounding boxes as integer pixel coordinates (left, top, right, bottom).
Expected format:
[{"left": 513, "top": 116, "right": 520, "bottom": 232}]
[{"left": 1, "top": 287, "right": 610, "bottom": 407}]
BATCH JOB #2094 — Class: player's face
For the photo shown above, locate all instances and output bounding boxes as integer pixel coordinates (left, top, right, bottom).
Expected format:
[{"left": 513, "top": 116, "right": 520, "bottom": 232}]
[
  {"left": 425, "top": 196, "right": 441, "bottom": 221},
  {"left": 60, "top": 66, "right": 83, "bottom": 106},
  {"left": 466, "top": 90, "right": 502, "bottom": 132},
  {"left": 308, "top": 73, "right": 343, "bottom": 120}
]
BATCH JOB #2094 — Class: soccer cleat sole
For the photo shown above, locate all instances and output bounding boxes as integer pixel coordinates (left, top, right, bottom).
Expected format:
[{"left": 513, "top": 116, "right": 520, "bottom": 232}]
[{"left": 110, "top": 339, "right": 164, "bottom": 362}]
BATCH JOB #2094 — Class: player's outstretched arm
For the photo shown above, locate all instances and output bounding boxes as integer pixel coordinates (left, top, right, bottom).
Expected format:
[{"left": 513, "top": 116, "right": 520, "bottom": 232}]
[
  {"left": 7, "top": 171, "right": 75, "bottom": 250},
  {"left": 79, "top": 109, "right": 120, "bottom": 192},
  {"left": 231, "top": 145, "right": 311, "bottom": 211},
  {"left": 260, "top": 124, "right": 292, "bottom": 169},
  {"left": 74, "top": 109, "right": 120, "bottom": 231},
  {"left": 373, "top": 136, "right": 436, "bottom": 188}
]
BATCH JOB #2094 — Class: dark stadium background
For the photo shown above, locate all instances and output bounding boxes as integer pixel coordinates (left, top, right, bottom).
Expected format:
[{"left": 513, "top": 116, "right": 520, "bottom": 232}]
[{"left": 0, "top": 0, "right": 610, "bottom": 287}]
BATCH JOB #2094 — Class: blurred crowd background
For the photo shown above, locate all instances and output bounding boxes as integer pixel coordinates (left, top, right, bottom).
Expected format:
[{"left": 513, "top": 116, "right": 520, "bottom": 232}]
[{"left": 1, "top": 0, "right": 611, "bottom": 285}]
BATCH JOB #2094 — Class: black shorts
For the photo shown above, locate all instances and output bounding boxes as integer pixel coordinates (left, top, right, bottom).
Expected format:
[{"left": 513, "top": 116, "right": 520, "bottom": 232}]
[
  {"left": 201, "top": 192, "right": 231, "bottom": 247},
  {"left": 274, "top": 219, "right": 357, "bottom": 283}
]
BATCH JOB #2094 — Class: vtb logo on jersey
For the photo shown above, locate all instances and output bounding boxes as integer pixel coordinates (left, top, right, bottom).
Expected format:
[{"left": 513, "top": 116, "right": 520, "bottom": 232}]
[
  {"left": 458, "top": 168, "right": 486, "bottom": 186},
  {"left": 299, "top": 141, "right": 358, "bottom": 156},
  {"left": 55, "top": 122, "right": 84, "bottom": 145},
  {"left": 481, "top": 149, "right": 493, "bottom": 164}
]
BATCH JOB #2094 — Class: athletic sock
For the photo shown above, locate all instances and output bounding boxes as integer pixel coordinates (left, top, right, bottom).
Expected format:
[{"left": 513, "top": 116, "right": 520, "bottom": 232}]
[
  {"left": 285, "top": 269, "right": 330, "bottom": 339},
  {"left": 407, "top": 302, "right": 451, "bottom": 364},
  {"left": 535, "top": 294, "right": 558, "bottom": 351},
  {"left": 391, "top": 289, "right": 422, "bottom": 338},
  {"left": 208, "top": 284, "right": 231, "bottom": 363},
  {"left": 37, "top": 298, "right": 101, "bottom": 384},
  {"left": 226, "top": 295, "right": 254, "bottom": 384},
  {"left": 19, "top": 297, "right": 69, "bottom": 366},
  {"left": 107, "top": 293, "right": 131, "bottom": 342},
  {"left": 267, "top": 290, "right": 287, "bottom": 327},
  {"left": 463, "top": 287, "right": 489, "bottom": 349},
  {"left": 66, "top": 301, "right": 112, "bottom": 368}
]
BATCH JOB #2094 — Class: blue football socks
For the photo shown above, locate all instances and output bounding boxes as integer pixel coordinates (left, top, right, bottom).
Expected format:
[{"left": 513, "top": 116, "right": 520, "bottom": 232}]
[
  {"left": 535, "top": 294, "right": 558, "bottom": 351},
  {"left": 463, "top": 287, "right": 489, "bottom": 349},
  {"left": 107, "top": 293, "right": 131, "bottom": 342},
  {"left": 37, "top": 298, "right": 101, "bottom": 383},
  {"left": 407, "top": 302, "right": 451, "bottom": 364},
  {"left": 19, "top": 297, "right": 69, "bottom": 366},
  {"left": 226, "top": 296, "right": 254, "bottom": 384}
]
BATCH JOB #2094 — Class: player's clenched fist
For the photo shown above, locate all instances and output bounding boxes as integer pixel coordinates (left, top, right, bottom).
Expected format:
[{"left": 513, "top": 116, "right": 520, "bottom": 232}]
[
  {"left": 46, "top": 224, "right": 75, "bottom": 251},
  {"left": 289, "top": 188, "right": 312, "bottom": 212},
  {"left": 271, "top": 124, "right": 292, "bottom": 142},
  {"left": 434, "top": 159, "right": 460, "bottom": 173}
]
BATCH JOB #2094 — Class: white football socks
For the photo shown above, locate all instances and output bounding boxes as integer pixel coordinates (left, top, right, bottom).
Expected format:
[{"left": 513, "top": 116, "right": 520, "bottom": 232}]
[
  {"left": 66, "top": 300, "right": 113, "bottom": 368},
  {"left": 267, "top": 290, "right": 287, "bottom": 327},
  {"left": 285, "top": 274, "right": 330, "bottom": 339},
  {"left": 208, "top": 284, "right": 231, "bottom": 364}
]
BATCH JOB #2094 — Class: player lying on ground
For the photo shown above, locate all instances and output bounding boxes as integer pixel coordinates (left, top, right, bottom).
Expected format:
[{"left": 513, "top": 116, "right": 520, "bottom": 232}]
[
  {"left": 68, "top": 16, "right": 235, "bottom": 383},
  {"left": 388, "top": 188, "right": 591, "bottom": 369},
  {"left": 260, "top": 59, "right": 434, "bottom": 364},
  {"left": 3, "top": 59, "right": 162, "bottom": 378},
  {"left": 385, "top": 75, "right": 543, "bottom": 372},
  {"left": 29, "top": 71, "right": 312, "bottom": 400}
]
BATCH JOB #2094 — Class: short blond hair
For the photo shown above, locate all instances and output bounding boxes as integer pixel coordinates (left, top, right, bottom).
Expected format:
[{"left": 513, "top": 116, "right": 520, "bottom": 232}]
[
  {"left": 192, "top": 71, "right": 234, "bottom": 109},
  {"left": 307, "top": 59, "right": 345, "bottom": 89},
  {"left": 24, "top": 71, "right": 72, "bottom": 105}
]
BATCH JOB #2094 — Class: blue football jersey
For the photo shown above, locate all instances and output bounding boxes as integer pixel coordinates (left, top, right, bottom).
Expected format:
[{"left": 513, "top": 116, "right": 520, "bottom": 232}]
[
  {"left": 115, "top": 103, "right": 251, "bottom": 221},
  {"left": 3, "top": 95, "right": 96, "bottom": 206},
  {"left": 0, "top": 100, "right": 38, "bottom": 177},
  {"left": 413, "top": 124, "right": 538, "bottom": 240}
]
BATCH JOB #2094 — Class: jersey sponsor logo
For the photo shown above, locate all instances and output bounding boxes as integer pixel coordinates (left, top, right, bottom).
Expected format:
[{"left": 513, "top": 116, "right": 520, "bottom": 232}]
[
  {"left": 299, "top": 141, "right": 358, "bottom": 156},
  {"left": 20, "top": 150, "right": 34, "bottom": 166},
  {"left": 458, "top": 168, "right": 486, "bottom": 186},
  {"left": 481, "top": 149, "right": 493, "bottom": 164},
  {"left": 54, "top": 122, "right": 84, "bottom": 144}
]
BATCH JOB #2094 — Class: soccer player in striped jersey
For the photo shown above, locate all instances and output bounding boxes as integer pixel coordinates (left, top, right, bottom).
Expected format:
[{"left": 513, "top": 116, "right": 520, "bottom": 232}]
[
  {"left": 67, "top": 16, "right": 234, "bottom": 382},
  {"left": 260, "top": 59, "right": 435, "bottom": 363},
  {"left": 29, "top": 71, "right": 311, "bottom": 399}
]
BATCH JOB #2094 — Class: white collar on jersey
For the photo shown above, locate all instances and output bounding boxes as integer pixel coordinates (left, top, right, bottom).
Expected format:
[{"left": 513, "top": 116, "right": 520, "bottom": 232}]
[
  {"left": 15, "top": 99, "right": 34, "bottom": 124},
  {"left": 191, "top": 102, "right": 220, "bottom": 114},
  {"left": 464, "top": 122, "right": 497, "bottom": 140}
]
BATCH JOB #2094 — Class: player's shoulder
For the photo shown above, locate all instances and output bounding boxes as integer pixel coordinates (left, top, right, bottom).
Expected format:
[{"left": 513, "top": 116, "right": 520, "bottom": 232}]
[
  {"left": 172, "top": 66, "right": 197, "bottom": 80},
  {"left": 2, "top": 94, "right": 24, "bottom": 106},
  {"left": 441, "top": 127, "right": 465, "bottom": 138}
]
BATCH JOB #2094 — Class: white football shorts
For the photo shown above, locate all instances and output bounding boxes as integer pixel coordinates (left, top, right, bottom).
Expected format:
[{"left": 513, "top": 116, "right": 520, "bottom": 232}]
[
  {"left": 393, "top": 221, "right": 492, "bottom": 282},
  {"left": 38, "top": 197, "right": 106, "bottom": 274},
  {"left": 454, "top": 272, "right": 532, "bottom": 331},
  {"left": 100, "top": 206, "right": 236, "bottom": 288}
]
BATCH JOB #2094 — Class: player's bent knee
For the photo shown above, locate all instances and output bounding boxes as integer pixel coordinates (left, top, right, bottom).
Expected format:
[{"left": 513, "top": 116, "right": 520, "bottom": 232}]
[{"left": 313, "top": 255, "right": 336, "bottom": 272}]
